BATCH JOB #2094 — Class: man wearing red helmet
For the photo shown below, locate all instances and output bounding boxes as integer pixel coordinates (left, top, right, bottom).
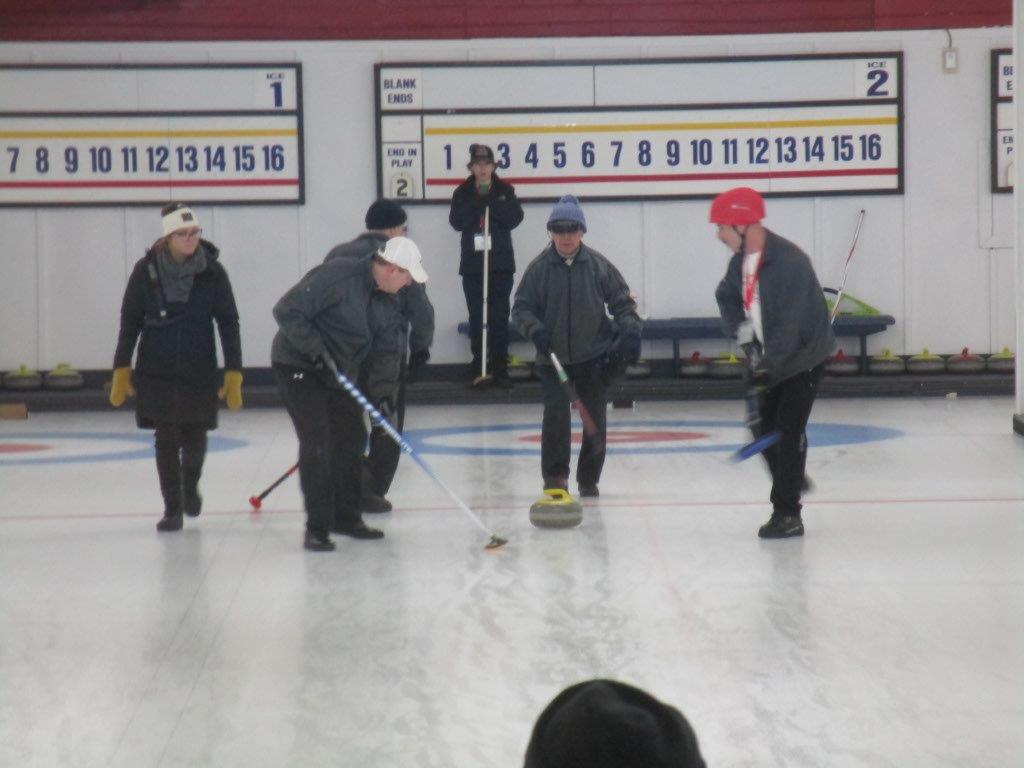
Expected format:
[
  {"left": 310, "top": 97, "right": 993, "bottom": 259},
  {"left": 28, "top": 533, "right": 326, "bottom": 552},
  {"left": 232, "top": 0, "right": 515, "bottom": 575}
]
[{"left": 711, "top": 187, "right": 834, "bottom": 538}]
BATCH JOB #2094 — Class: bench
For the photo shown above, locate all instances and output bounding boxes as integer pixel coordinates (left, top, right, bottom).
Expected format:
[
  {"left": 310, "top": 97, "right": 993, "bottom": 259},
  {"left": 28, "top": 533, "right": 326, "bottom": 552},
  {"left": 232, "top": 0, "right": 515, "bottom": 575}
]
[{"left": 458, "top": 314, "right": 895, "bottom": 375}]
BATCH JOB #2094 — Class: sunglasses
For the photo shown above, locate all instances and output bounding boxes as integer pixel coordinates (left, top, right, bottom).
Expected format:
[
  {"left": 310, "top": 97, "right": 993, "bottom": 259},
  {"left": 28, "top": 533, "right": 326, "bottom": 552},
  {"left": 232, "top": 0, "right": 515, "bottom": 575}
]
[{"left": 548, "top": 222, "right": 581, "bottom": 235}]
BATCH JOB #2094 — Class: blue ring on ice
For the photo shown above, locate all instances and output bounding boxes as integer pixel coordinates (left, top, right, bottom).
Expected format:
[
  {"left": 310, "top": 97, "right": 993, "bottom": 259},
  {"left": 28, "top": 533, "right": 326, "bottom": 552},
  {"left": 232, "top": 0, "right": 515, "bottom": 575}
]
[
  {"left": 402, "top": 420, "right": 902, "bottom": 457},
  {"left": 0, "top": 431, "right": 247, "bottom": 466}
]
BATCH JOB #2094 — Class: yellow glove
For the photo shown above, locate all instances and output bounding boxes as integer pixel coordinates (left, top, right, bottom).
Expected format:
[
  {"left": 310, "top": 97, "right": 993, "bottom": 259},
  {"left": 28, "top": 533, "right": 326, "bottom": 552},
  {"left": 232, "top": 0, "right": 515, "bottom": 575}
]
[
  {"left": 218, "top": 370, "right": 243, "bottom": 410},
  {"left": 109, "top": 366, "right": 134, "bottom": 407}
]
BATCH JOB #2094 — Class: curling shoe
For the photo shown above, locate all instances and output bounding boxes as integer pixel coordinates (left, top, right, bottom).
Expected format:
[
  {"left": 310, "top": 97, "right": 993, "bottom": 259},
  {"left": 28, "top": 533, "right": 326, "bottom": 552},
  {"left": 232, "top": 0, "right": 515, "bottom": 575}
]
[
  {"left": 156, "top": 514, "right": 183, "bottom": 532},
  {"left": 360, "top": 492, "right": 393, "bottom": 514},
  {"left": 304, "top": 530, "right": 336, "bottom": 552},
  {"left": 758, "top": 514, "right": 804, "bottom": 539},
  {"left": 578, "top": 484, "right": 599, "bottom": 498},
  {"left": 331, "top": 520, "right": 385, "bottom": 540}
]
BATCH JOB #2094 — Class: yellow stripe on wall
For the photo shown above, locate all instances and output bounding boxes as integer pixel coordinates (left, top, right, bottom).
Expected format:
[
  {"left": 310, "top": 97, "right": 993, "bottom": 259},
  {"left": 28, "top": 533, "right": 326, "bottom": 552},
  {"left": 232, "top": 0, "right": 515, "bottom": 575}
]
[{"left": 426, "top": 117, "right": 897, "bottom": 135}]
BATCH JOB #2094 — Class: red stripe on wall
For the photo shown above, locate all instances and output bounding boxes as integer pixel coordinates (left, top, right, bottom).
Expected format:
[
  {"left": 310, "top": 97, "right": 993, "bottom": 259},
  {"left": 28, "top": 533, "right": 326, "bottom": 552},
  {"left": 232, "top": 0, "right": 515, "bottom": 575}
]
[{"left": 426, "top": 167, "right": 899, "bottom": 186}]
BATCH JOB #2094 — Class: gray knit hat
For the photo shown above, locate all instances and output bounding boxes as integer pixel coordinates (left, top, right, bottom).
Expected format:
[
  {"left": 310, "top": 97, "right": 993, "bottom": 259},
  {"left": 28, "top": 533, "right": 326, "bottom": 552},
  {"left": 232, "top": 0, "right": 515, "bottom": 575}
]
[
  {"left": 546, "top": 195, "right": 587, "bottom": 233},
  {"left": 524, "top": 679, "right": 706, "bottom": 768}
]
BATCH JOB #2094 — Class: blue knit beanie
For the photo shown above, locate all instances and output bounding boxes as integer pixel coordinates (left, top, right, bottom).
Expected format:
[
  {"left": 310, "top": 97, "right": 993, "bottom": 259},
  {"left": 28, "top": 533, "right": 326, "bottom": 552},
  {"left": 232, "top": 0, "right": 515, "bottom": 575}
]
[{"left": 547, "top": 195, "right": 587, "bottom": 233}]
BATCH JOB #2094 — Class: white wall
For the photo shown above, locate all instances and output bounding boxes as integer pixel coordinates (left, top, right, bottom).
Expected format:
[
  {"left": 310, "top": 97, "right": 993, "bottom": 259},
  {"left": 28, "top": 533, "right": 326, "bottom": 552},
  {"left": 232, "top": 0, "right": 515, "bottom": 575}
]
[{"left": 0, "top": 27, "right": 1013, "bottom": 371}]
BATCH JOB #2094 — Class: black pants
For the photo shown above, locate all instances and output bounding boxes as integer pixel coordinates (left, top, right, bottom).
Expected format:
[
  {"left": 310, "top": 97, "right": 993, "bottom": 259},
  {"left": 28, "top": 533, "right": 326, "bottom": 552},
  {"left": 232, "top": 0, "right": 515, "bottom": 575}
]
[
  {"left": 462, "top": 270, "right": 514, "bottom": 375},
  {"left": 538, "top": 358, "right": 608, "bottom": 489},
  {"left": 154, "top": 422, "right": 207, "bottom": 516},
  {"left": 363, "top": 370, "right": 406, "bottom": 497},
  {"left": 760, "top": 364, "right": 824, "bottom": 517},
  {"left": 274, "top": 365, "right": 366, "bottom": 535}
]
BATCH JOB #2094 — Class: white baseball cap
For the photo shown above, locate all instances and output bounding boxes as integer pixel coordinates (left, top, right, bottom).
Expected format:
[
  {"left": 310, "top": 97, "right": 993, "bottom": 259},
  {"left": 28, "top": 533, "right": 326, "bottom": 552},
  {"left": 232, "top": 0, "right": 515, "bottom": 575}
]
[
  {"left": 377, "top": 236, "right": 428, "bottom": 283},
  {"left": 162, "top": 205, "right": 201, "bottom": 236}
]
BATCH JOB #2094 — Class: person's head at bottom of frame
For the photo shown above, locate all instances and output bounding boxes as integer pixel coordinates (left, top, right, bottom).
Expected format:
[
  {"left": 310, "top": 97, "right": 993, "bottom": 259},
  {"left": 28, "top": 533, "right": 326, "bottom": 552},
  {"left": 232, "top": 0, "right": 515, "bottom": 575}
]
[{"left": 523, "top": 679, "right": 707, "bottom": 768}]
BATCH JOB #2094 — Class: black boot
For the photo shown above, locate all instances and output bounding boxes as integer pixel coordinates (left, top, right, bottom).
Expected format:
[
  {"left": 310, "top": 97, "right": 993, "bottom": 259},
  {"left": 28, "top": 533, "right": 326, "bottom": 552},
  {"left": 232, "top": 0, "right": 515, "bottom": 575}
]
[
  {"left": 180, "top": 427, "right": 207, "bottom": 518},
  {"left": 155, "top": 431, "right": 183, "bottom": 532},
  {"left": 182, "top": 471, "right": 202, "bottom": 517}
]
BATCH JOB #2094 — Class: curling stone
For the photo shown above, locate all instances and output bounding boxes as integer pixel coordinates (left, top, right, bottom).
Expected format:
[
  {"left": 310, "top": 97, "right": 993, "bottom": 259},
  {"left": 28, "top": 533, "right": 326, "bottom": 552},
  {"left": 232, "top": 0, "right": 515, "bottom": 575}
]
[
  {"left": 506, "top": 355, "right": 533, "bottom": 381},
  {"left": 906, "top": 348, "right": 946, "bottom": 374},
  {"left": 626, "top": 359, "right": 652, "bottom": 379},
  {"left": 43, "top": 363, "right": 85, "bottom": 389},
  {"left": 868, "top": 348, "right": 906, "bottom": 375},
  {"left": 3, "top": 364, "right": 42, "bottom": 390},
  {"left": 986, "top": 347, "right": 1015, "bottom": 373},
  {"left": 529, "top": 488, "right": 583, "bottom": 529},
  {"left": 945, "top": 347, "right": 985, "bottom": 374},
  {"left": 825, "top": 348, "right": 860, "bottom": 376},
  {"left": 707, "top": 352, "right": 745, "bottom": 379},
  {"left": 679, "top": 351, "right": 709, "bottom": 378}
]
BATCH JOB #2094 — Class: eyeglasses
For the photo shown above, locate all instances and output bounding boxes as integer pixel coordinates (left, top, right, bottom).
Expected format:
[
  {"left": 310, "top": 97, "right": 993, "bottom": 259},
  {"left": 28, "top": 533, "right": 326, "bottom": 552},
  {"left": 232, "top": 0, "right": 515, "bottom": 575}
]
[
  {"left": 548, "top": 222, "right": 581, "bottom": 235},
  {"left": 172, "top": 228, "right": 202, "bottom": 239}
]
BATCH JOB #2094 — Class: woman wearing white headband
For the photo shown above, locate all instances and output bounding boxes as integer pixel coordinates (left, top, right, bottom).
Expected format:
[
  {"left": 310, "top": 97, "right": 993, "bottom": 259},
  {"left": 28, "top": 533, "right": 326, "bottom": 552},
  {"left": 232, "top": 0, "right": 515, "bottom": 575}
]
[{"left": 110, "top": 202, "right": 243, "bottom": 532}]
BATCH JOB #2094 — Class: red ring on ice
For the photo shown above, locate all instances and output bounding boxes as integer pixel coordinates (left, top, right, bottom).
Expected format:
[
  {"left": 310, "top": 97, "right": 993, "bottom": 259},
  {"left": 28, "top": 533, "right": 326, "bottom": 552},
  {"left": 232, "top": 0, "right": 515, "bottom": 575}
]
[{"left": 0, "top": 443, "right": 52, "bottom": 454}]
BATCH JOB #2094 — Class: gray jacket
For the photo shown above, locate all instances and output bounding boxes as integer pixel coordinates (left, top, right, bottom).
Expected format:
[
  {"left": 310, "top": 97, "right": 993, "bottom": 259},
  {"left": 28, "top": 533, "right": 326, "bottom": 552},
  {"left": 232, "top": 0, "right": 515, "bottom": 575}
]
[
  {"left": 715, "top": 229, "right": 835, "bottom": 386},
  {"left": 512, "top": 242, "right": 641, "bottom": 365},
  {"left": 324, "top": 232, "right": 435, "bottom": 359},
  {"left": 270, "top": 256, "right": 401, "bottom": 400}
]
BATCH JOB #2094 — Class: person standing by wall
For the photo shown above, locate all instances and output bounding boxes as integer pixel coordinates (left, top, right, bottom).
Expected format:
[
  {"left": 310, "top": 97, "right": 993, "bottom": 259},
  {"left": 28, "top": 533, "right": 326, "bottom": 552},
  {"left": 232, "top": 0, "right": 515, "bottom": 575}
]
[
  {"left": 110, "top": 203, "right": 243, "bottom": 532},
  {"left": 324, "top": 199, "right": 435, "bottom": 513},
  {"left": 512, "top": 195, "right": 642, "bottom": 498},
  {"left": 711, "top": 186, "right": 834, "bottom": 539},
  {"left": 449, "top": 143, "right": 523, "bottom": 388},
  {"left": 271, "top": 236, "right": 428, "bottom": 552}
]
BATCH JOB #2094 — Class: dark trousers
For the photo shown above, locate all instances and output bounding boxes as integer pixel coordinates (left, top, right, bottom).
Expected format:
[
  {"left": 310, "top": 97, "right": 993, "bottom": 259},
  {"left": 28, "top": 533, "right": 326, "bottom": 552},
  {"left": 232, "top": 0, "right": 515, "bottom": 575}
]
[
  {"left": 363, "top": 369, "right": 406, "bottom": 497},
  {"left": 462, "top": 270, "right": 514, "bottom": 374},
  {"left": 274, "top": 365, "right": 366, "bottom": 535},
  {"left": 154, "top": 422, "right": 207, "bottom": 516},
  {"left": 760, "top": 364, "right": 824, "bottom": 517},
  {"left": 538, "top": 358, "right": 608, "bottom": 488}
]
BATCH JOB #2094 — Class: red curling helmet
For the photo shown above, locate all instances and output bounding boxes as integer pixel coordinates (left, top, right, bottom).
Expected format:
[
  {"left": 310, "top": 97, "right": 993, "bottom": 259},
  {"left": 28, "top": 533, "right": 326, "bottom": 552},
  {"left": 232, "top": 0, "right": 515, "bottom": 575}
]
[{"left": 709, "top": 187, "right": 766, "bottom": 226}]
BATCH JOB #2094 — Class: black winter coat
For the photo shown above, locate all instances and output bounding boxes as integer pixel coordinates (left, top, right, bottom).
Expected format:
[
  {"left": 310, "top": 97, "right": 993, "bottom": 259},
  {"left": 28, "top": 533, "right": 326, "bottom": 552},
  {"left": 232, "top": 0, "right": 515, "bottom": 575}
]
[
  {"left": 448, "top": 174, "right": 523, "bottom": 275},
  {"left": 113, "top": 241, "right": 242, "bottom": 429}
]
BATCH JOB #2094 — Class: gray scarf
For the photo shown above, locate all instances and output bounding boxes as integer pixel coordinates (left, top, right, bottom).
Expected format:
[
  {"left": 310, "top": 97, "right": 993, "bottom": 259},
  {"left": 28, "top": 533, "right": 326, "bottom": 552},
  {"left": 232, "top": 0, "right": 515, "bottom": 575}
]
[{"left": 157, "top": 243, "right": 208, "bottom": 303}]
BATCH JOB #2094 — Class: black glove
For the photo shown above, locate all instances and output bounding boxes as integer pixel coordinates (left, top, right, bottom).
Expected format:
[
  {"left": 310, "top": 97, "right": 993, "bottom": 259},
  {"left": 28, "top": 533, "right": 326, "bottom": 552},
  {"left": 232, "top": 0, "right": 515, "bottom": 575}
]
[
  {"left": 620, "top": 333, "right": 642, "bottom": 365},
  {"left": 531, "top": 327, "right": 551, "bottom": 357},
  {"left": 408, "top": 348, "right": 430, "bottom": 377}
]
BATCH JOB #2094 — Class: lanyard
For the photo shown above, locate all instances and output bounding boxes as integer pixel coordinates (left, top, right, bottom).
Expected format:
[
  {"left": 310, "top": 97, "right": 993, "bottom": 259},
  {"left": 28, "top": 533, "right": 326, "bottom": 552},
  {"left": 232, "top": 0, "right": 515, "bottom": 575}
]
[{"left": 742, "top": 251, "right": 762, "bottom": 312}]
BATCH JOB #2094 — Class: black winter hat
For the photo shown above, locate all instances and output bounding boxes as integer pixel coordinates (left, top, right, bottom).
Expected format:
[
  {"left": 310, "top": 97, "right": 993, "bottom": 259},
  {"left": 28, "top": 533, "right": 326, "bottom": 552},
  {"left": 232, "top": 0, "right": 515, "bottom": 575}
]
[
  {"left": 365, "top": 199, "right": 407, "bottom": 230},
  {"left": 524, "top": 679, "right": 706, "bottom": 768},
  {"left": 468, "top": 143, "right": 495, "bottom": 166}
]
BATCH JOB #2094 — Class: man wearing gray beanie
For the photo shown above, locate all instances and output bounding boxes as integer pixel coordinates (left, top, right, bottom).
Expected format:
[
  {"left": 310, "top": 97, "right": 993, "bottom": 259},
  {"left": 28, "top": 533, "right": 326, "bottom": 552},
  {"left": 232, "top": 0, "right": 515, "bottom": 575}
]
[
  {"left": 524, "top": 679, "right": 707, "bottom": 768},
  {"left": 511, "top": 195, "right": 642, "bottom": 497}
]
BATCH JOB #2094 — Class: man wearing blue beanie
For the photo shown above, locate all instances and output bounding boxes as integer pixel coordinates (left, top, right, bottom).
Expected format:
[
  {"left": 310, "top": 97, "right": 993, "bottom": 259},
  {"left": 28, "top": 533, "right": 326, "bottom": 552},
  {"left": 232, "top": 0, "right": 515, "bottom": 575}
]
[{"left": 512, "top": 195, "right": 642, "bottom": 497}]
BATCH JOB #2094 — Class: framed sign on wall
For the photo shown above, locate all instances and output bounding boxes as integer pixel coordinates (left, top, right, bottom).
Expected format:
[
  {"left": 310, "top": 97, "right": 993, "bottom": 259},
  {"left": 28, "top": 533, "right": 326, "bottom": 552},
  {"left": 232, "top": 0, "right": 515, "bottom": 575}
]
[
  {"left": 0, "top": 63, "right": 304, "bottom": 206},
  {"left": 991, "top": 49, "right": 1014, "bottom": 193},
  {"left": 375, "top": 53, "right": 903, "bottom": 202}
]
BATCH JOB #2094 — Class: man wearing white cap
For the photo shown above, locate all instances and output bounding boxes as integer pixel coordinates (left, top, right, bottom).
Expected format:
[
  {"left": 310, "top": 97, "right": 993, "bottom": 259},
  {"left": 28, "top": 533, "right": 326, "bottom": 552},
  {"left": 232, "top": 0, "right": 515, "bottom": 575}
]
[{"left": 271, "top": 236, "right": 429, "bottom": 551}]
